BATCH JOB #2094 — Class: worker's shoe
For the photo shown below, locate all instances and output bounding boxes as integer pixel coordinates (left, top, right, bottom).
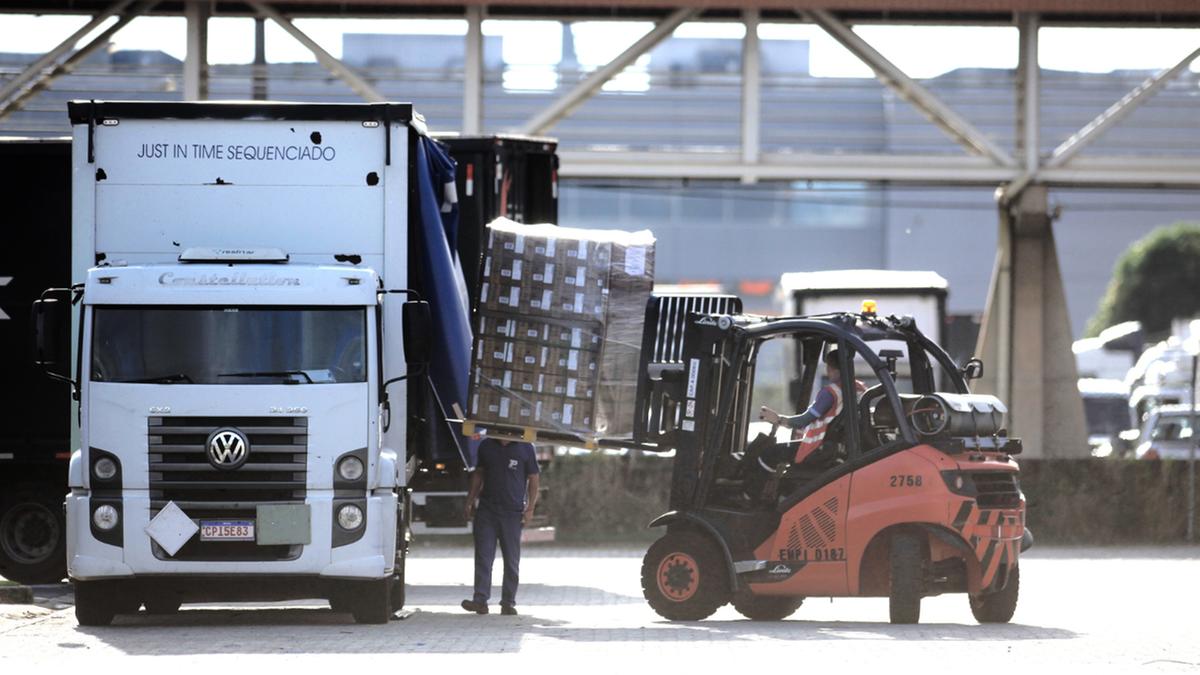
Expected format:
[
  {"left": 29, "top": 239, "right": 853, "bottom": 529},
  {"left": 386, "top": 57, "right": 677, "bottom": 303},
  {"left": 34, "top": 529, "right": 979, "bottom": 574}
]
[
  {"left": 500, "top": 604, "right": 518, "bottom": 616},
  {"left": 461, "top": 599, "right": 488, "bottom": 615}
]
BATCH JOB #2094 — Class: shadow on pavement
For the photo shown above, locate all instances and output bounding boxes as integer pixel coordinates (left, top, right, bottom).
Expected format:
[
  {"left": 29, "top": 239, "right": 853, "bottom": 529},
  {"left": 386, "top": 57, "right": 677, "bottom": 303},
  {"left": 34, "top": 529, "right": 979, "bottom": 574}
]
[{"left": 407, "top": 583, "right": 644, "bottom": 606}]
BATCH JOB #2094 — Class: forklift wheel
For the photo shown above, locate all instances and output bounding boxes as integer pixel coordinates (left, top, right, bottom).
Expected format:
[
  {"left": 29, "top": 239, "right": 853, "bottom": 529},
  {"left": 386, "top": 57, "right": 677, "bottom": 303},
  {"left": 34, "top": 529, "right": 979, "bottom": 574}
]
[
  {"left": 641, "top": 532, "right": 730, "bottom": 621},
  {"left": 888, "top": 532, "right": 927, "bottom": 624},
  {"left": 970, "top": 565, "right": 1019, "bottom": 624},
  {"left": 731, "top": 593, "right": 804, "bottom": 621}
]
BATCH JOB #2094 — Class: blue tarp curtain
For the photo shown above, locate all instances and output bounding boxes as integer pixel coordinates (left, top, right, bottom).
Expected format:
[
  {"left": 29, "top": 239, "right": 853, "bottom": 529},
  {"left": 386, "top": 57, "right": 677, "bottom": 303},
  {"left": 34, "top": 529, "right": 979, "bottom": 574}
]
[{"left": 413, "top": 136, "right": 480, "bottom": 468}]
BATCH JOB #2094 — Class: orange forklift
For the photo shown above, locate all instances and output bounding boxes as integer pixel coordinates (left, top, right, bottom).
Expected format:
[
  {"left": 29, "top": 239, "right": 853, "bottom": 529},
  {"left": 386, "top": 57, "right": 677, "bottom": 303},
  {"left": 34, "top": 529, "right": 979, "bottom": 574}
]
[{"left": 631, "top": 296, "right": 1030, "bottom": 624}]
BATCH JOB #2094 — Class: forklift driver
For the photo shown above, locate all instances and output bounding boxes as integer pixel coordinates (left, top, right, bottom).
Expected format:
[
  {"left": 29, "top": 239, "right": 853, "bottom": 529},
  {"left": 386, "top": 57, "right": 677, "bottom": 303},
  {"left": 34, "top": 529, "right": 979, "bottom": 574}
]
[{"left": 760, "top": 347, "right": 866, "bottom": 468}]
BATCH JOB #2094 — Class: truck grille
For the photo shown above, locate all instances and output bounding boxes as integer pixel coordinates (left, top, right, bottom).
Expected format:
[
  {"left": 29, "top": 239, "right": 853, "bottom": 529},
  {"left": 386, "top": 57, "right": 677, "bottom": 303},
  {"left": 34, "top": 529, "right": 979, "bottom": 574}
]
[
  {"left": 148, "top": 416, "right": 308, "bottom": 509},
  {"left": 969, "top": 471, "right": 1021, "bottom": 509},
  {"left": 148, "top": 416, "right": 307, "bottom": 562}
]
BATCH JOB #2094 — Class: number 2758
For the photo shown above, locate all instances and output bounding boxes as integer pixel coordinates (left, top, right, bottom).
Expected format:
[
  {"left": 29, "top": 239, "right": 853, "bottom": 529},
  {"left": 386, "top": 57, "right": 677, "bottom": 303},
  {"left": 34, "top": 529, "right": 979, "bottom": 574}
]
[{"left": 889, "top": 474, "right": 922, "bottom": 487}]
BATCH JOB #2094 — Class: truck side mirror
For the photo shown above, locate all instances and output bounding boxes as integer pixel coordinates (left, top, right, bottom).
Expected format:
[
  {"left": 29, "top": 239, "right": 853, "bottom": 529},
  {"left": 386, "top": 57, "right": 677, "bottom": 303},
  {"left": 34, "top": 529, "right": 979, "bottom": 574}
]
[
  {"left": 962, "top": 358, "right": 984, "bottom": 381},
  {"left": 32, "top": 297, "right": 65, "bottom": 368},
  {"left": 402, "top": 301, "right": 432, "bottom": 367},
  {"left": 31, "top": 293, "right": 77, "bottom": 397}
]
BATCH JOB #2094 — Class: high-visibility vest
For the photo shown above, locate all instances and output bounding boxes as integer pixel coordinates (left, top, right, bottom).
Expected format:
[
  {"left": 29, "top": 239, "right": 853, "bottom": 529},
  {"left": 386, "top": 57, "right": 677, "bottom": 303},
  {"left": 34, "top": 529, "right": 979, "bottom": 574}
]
[{"left": 792, "top": 380, "right": 866, "bottom": 464}]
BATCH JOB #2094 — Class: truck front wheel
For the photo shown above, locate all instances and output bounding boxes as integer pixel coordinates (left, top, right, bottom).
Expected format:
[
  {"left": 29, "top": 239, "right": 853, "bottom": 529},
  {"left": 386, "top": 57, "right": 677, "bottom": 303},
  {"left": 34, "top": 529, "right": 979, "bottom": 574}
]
[
  {"left": 0, "top": 486, "right": 67, "bottom": 585},
  {"left": 970, "top": 564, "right": 1019, "bottom": 623},
  {"left": 74, "top": 580, "right": 136, "bottom": 626},
  {"left": 347, "top": 577, "right": 394, "bottom": 624}
]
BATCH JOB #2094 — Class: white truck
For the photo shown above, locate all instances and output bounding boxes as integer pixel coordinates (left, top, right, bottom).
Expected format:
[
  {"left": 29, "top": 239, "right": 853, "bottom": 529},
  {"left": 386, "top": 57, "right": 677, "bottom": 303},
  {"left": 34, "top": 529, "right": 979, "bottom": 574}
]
[
  {"left": 777, "top": 270, "right": 949, "bottom": 405},
  {"left": 32, "top": 100, "right": 470, "bottom": 625}
]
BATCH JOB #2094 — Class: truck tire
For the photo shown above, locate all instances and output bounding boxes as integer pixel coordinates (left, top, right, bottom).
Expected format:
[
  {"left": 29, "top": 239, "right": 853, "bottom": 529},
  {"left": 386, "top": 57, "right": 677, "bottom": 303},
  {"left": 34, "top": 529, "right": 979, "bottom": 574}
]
[
  {"left": 731, "top": 592, "right": 804, "bottom": 621},
  {"left": 641, "top": 532, "right": 731, "bottom": 621},
  {"left": 889, "top": 531, "right": 926, "bottom": 624},
  {"left": 970, "top": 564, "right": 1019, "bottom": 624},
  {"left": 143, "top": 598, "right": 183, "bottom": 615},
  {"left": 74, "top": 580, "right": 135, "bottom": 626},
  {"left": 0, "top": 486, "right": 67, "bottom": 585},
  {"left": 349, "top": 577, "right": 393, "bottom": 624}
]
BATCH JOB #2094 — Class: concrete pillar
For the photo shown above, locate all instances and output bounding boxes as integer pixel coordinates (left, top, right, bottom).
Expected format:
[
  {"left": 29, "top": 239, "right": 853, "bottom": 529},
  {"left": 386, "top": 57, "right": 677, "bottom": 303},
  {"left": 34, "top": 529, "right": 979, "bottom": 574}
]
[
  {"left": 183, "top": 1, "right": 209, "bottom": 100},
  {"left": 976, "top": 185, "right": 1088, "bottom": 458}
]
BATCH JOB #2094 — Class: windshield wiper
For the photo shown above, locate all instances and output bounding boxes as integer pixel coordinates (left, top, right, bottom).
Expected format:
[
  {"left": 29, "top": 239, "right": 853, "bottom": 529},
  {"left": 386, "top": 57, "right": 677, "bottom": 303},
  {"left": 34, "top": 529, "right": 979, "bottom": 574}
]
[
  {"left": 124, "top": 373, "right": 194, "bottom": 384},
  {"left": 218, "top": 370, "right": 314, "bottom": 384}
]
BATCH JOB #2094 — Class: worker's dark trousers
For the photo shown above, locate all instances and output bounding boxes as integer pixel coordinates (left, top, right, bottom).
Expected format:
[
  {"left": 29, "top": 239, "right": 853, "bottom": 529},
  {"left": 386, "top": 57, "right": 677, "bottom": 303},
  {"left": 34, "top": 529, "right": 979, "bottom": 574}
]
[{"left": 472, "top": 506, "right": 523, "bottom": 607}]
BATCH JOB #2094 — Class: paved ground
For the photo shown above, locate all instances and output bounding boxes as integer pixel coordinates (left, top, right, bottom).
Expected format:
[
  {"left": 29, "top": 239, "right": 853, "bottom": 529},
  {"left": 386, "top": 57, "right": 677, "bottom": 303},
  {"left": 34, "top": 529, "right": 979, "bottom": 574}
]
[{"left": 2, "top": 544, "right": 1199, "bottom": 670}]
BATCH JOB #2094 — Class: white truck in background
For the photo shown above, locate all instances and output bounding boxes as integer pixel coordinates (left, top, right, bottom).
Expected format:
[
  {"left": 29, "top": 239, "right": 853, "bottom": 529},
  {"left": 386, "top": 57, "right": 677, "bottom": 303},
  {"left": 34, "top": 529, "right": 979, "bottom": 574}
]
[
  {"left": 33, "top": 100, "right": 469, "bottom": 625},
  {"left": 777, "top": 270, "right": 949, "bottom": 405}
]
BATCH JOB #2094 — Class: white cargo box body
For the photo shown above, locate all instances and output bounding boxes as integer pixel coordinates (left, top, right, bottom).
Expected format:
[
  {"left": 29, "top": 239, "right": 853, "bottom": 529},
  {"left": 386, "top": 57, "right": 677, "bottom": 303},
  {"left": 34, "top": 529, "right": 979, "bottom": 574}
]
[
  {"left": 779, "top": 269, "right": 948, "bottom": 345},
  {"left": 68, "top": 101, "right": 421, "bottom": 455},
  {"left": 70, "top": 101, "right": 415, "bottom": 273},
  {"left": 778, "top": 269, "right": 950, "bottom": 395}
]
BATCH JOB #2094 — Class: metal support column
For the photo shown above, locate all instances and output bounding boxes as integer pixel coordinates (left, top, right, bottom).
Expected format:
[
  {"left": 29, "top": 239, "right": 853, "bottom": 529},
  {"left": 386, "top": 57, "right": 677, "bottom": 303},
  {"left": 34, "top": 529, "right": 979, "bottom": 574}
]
[
  {"left": 463, "top": 5, "right": 484, "bottom": 135},
  {"left": 740, "top": 8, "right": 761, "bottom": 183},
  {"left": 248, "top": 0, "right": 385, "bottom": 103},
  {"left": 976, "top": 186, "right": 1087, "bottom": 458},
  {"left": 520, "top": 7, "right": 697, "bottom": 136},
  {"left": 183, "top": 0, "right": 209, "bottom": 101},
  {"left": 252, "top": 16, "right": 267, "bottom": 100},
  {"left": 0, "top": 1, "right": 157, "bottom": 121},
  {"left": 804, "top": 8, "right": 1014, "bottom": 167},
  {"left": 1016, "top": 13, "right": 1039, "bottom": 173}
]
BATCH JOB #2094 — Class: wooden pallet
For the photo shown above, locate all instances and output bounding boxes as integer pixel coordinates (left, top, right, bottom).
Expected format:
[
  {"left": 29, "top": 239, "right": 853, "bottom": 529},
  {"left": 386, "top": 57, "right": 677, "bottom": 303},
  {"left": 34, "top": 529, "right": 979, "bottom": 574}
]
[{"left": 451, "top": 404, "right": 661, "bottom": 452}]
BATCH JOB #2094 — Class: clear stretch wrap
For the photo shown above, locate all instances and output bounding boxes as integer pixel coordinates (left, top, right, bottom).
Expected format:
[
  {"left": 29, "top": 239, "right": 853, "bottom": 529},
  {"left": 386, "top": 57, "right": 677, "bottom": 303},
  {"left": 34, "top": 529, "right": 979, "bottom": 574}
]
[{"left": 470, "top": 218, "right": 655, "bottom": 437}]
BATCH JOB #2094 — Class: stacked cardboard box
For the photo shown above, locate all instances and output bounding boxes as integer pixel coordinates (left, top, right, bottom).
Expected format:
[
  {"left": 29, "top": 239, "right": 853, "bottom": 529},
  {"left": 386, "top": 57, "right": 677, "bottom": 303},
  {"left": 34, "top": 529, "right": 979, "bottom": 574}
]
[{"left": 469, "top": 218, "right": 655, "bottom": 437}]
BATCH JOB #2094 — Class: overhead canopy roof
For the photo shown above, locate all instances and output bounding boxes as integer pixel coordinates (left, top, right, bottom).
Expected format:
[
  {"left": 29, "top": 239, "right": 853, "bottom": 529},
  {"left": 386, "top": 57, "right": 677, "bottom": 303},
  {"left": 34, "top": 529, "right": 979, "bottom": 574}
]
[{"left": 1, "top": 0, "right": 1198, "bottom": 24}]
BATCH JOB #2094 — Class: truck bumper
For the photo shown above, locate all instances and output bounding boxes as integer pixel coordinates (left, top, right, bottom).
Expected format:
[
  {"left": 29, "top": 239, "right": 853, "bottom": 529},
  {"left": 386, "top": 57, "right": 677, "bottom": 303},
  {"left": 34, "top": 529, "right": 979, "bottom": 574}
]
[{"left": 66, "top": 490, "right": 397, "bottom": 583}]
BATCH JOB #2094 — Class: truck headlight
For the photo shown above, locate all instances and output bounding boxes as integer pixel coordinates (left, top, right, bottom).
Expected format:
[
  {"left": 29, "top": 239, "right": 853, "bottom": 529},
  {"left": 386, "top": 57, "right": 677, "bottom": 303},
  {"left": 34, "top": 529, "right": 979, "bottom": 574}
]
[
  {"left": 337, "top": 504, "right": 364, "bottom": 530},
  {"left": 94, "top": 457, "right": 118, "bottom": 481},
  {"left": 93, "top": 505, "right": 119, "bottom": 531},
  {"left": 337, "top": 456, "right": 364, "bottom": 482}
]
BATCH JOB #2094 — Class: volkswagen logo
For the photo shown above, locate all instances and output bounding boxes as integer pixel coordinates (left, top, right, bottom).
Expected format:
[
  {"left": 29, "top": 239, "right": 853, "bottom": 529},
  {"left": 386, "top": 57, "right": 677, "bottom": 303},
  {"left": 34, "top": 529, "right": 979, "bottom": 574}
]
[{"left": 206, "top": 428, "right": 250, "bottom": 470}]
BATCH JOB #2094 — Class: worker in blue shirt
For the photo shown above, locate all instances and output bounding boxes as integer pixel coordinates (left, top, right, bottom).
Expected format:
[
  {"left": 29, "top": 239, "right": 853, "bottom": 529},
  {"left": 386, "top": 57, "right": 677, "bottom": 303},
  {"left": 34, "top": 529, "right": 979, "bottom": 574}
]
[{"left": 461, "top": 436, "right": 541, "bottom": 616}]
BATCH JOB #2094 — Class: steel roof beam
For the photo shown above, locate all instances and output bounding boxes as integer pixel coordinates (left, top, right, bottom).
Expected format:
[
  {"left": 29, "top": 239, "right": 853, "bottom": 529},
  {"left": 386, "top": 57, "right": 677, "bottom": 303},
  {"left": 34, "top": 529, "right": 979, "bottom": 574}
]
[
  {"left": 519, "top": 7, "right": 698, "bottom": 136},
  {"left": 1044, "top": 43, "right": 1200, "bottom": 169},
  {"left": 803, "top": 7, "right": 1016, "bottom": 168},
  {"left": 0, "top": 0, "right": 136, "bottom": 109},
  {"left": 557, "top": 150, "right": 1200, "bottom": 187},
  {"left": 0, "top": 0, "right": 157, "bottom": 122},
  {"left": 247, "top": 0, "right": 386, "bottom": 103}
]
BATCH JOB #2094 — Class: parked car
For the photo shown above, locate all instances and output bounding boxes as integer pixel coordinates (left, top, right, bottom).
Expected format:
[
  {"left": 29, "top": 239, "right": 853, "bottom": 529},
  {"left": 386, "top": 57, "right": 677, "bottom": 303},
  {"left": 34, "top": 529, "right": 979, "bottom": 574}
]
[
  {"left": 1135, "top": 405, "right": 1199, "bottom": 460},
  {"left": 1126, "top": 338, "right": 1193, "bottom": 423}
]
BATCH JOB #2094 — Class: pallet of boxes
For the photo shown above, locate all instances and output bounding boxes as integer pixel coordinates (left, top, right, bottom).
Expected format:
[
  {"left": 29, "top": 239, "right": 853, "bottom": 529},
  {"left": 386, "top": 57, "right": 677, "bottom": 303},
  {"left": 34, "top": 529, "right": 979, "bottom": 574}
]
[{"left": 465, "top": 218, "right": 655, "bottom": 444}]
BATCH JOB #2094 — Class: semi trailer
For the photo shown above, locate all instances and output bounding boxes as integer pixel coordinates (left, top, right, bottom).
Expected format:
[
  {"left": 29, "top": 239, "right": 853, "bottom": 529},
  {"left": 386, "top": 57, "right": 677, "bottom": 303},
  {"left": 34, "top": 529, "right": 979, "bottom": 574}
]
[{"left": 0, "top": 139, "right": 72, "bottom": 585}]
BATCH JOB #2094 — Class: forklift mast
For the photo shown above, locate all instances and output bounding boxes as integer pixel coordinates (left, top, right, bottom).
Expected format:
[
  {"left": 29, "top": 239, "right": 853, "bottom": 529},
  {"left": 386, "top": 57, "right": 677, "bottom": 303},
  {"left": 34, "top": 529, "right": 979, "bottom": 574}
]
[{"left": 632, "top": 294, "right": 742, "bottom": 509}]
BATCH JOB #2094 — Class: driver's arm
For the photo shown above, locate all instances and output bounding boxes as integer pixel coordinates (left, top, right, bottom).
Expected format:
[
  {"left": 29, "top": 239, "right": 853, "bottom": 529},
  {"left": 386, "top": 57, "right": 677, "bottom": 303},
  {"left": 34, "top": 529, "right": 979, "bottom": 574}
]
[{"left": 780, "top": 387, "right": 836, "bottom": 430}]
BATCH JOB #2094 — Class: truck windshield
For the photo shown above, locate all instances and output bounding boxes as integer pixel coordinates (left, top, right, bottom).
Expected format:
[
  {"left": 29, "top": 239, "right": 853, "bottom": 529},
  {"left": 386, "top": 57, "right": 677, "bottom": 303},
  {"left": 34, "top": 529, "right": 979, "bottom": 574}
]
[{"left": 91, "top": 306, "right": 367, "bottom": 385}]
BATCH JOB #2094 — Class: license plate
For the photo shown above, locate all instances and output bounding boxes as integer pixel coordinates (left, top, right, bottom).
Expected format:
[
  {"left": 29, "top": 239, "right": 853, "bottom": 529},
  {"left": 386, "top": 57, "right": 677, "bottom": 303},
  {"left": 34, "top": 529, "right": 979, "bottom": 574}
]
[{"left": 199, "top": 520, "right": 255, "bottom": 542}]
